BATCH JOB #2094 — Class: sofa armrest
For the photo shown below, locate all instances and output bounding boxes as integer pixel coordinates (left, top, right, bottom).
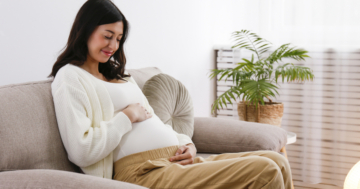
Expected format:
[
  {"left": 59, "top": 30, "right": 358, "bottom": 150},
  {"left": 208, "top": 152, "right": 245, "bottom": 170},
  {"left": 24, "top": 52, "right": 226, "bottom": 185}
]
[
  {"left": 192, "top": 117, "right": 288, "bottom": 153},
  {"left": 0, "top": 169, "right": 148, "bottom": 189}
]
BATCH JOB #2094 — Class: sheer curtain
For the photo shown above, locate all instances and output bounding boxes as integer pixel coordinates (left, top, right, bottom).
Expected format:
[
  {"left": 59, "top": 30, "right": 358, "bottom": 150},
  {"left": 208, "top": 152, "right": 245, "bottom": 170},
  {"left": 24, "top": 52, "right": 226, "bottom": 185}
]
[{"left": 237, "top": 0, "right": 360, "bottom": 188}]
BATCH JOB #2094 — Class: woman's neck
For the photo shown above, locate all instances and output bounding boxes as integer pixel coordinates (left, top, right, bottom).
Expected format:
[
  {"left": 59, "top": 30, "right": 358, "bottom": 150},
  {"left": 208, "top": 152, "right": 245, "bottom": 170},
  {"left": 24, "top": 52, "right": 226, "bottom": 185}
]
[{"left": 81, "top": 55, "right": 100, "bottom": 76}]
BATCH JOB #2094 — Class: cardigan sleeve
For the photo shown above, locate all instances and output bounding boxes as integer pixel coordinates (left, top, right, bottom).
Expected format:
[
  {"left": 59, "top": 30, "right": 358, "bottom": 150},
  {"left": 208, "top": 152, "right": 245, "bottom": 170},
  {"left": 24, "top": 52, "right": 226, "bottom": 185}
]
[{"left": 52, "top": 82, "right": 132, "bottom": 168}]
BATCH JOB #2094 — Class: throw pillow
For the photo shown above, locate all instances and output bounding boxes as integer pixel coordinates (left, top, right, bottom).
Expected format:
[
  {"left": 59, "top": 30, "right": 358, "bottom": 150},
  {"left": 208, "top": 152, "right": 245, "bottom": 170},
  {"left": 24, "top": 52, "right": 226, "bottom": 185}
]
[{"left": 142, "top": 73, "right": 194, "bottom": 138}]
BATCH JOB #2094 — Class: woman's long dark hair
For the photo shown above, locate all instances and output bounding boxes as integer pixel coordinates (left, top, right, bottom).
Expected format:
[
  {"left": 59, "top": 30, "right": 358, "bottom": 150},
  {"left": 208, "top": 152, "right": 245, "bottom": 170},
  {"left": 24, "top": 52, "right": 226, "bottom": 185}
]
[{"left": 48, "top": 0, "right": 130, "bottom": 81}]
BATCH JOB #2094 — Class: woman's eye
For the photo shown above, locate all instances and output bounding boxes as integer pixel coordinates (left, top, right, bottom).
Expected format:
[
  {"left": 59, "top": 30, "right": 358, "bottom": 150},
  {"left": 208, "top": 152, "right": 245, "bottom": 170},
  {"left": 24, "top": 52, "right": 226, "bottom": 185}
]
[{"left": 105, "top": 36, "right": 120, "bottom": 42}]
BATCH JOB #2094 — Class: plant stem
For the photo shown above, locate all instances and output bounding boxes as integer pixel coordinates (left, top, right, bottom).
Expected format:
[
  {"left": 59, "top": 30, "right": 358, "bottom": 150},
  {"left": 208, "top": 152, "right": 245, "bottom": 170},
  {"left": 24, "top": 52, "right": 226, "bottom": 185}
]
[
  {"left": 265, "top": 95, "right": 272, "bottom": 103},
  {"left": 257, "top": 102, "right": 260, "bottom": 122},
  {"left": 245, "top": 34, "right": 260, "bottom": 60}
]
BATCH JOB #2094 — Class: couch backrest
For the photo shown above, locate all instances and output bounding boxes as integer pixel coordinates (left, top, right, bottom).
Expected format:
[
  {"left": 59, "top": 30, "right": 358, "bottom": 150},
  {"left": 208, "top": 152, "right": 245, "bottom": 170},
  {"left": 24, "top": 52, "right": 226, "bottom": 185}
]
[
  {"left": 0, "top": 66, "right": 162, "bottom": 173},
  {"left": 127, "top": 67, "right": 162, "bottom": 90}
]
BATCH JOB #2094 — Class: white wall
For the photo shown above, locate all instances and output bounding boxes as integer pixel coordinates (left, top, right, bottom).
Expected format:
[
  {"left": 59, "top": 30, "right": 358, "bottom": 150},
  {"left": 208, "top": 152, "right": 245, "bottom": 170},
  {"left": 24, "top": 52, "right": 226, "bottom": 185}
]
[
  {"left": 0, "top": 0, "right": 85, "bottom": 85},
  {"left": 115, "top": 0, "right": 246, "bottom": 117},
  {"left": 0, "top": 0, "right": 262, "bottom": 117},
  {"left": 7, "top": 0, "right": 357, "bottom": 117}
]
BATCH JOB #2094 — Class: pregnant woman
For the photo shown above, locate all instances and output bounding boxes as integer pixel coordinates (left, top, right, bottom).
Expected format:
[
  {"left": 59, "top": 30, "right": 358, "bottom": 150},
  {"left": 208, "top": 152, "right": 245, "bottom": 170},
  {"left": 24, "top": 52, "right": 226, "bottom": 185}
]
[{"left": 49, "top": 0, "right": 293, "bottom": 188}]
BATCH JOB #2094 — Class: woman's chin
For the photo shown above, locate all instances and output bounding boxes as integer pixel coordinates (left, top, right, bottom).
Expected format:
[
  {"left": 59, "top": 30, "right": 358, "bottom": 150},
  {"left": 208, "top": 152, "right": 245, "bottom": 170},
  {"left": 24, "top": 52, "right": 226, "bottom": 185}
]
[{"left": 99, "top": 58, "right": 110, "bottom": 63}]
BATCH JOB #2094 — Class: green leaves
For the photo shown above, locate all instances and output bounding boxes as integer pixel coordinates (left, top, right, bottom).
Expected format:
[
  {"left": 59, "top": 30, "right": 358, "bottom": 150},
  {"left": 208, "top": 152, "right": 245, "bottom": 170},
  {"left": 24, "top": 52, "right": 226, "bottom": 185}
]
[
  {"left": 275, "top": 63, "right": 315, "bottom": 83},
  {"left": 209, "top": 29, "right": 314, "bottom": 114},
  {"left": 208, "top": 68, "right": 252, "bottom": 85},
  {"left": 231, "top": 30, "right": 272, "bottom": 60},
  {"left": 241, "top": 79, "right": 279, "bottom": 109},
  {"left": 210, "top": 79, "right": 279, "bottom": 114},
  {"left": 211, "top": 86, "right": 242, "bottom": 115},
  {"left": 267, "top": 43, "right": 310, "bottom": 64}
]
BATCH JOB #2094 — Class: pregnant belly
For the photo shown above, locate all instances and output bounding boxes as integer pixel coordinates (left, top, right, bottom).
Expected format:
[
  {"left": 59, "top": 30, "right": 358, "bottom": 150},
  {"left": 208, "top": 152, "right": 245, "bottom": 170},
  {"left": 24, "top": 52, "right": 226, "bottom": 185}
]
[{"left": 113, "top": 114, "right": 179, "bottom": 162}]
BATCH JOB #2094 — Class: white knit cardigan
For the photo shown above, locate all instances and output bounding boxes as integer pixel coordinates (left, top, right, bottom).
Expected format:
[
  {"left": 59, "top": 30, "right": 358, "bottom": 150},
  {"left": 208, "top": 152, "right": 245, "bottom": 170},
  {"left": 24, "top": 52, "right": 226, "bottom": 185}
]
[{"left": 51, "top": 63, "right": 194, "bottom": 179}]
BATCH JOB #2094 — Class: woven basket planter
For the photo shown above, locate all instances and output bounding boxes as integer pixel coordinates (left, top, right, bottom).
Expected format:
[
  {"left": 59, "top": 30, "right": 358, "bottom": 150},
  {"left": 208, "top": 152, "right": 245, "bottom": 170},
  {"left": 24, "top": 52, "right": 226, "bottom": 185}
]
[{"left": 237, "top": 101, "right": 284, "bottom": 127}]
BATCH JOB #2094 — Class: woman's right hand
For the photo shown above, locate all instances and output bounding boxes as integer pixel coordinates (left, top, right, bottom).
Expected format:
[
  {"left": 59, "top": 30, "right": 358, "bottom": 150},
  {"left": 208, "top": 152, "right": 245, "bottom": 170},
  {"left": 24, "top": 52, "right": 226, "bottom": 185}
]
[{"left": 122, "top": 103, "right": 152, "bottom": 123}]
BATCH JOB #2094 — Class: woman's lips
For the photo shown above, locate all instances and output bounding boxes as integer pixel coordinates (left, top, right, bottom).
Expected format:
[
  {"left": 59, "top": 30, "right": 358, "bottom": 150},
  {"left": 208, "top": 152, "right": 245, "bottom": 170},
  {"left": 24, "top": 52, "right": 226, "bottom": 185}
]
[{"left": 101, "top": 50, "right": 112, "bottom": 56}]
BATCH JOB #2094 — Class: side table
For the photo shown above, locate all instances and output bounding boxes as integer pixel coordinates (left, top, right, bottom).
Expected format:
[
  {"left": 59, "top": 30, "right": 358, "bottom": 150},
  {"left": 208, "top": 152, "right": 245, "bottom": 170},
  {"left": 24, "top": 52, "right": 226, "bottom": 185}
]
[
  {"left": 281, "top": 131, "right": 297, "bottom": 189},
  {"left": 280, "top": 131, "right": 297, "bottom": 159}
]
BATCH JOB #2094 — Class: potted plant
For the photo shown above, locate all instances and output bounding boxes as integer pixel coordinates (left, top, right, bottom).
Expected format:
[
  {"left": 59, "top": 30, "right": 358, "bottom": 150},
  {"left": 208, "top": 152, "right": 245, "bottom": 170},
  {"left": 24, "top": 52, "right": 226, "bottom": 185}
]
[{"left": 209, "top": 30, "right": 315, "bottom": 127}]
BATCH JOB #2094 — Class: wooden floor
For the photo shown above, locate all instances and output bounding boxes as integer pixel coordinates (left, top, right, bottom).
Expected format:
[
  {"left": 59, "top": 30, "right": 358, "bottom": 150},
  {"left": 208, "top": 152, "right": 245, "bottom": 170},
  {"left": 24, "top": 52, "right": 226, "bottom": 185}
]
[{"left": 293, "top": 181, "right": 343, "bottom": 189}]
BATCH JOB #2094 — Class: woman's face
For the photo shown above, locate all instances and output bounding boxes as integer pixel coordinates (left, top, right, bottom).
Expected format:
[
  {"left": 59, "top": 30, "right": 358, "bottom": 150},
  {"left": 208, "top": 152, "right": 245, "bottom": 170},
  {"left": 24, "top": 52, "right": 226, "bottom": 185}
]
[{"left": 87, "top": 21, "right": 124, "bottom": 63}]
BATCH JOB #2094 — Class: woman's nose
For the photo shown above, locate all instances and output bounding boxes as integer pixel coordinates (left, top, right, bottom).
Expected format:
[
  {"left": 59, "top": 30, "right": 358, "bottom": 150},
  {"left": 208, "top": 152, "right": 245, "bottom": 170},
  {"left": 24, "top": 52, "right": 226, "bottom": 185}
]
[{"left": 108, "top": 39, "right": 118, "bottom": 51}]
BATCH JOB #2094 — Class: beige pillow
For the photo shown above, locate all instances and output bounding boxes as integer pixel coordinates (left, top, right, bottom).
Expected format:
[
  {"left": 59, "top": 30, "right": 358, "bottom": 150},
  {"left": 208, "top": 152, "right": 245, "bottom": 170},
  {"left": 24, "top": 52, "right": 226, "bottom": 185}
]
[{"left": 142, "top": 73, "right": 194, "bottom": 138}]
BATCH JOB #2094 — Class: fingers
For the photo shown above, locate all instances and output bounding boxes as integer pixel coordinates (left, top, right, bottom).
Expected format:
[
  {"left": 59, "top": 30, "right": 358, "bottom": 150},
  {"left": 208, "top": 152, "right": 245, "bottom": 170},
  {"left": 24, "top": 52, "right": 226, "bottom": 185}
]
[
  {"left": 175, "top": 158, "right": 194, "bottom": 165},
  {"left": 176, "top": 146, "right": 186, "bottom": 156},
  {"left": 170, "top": 146, "right": 190, "bottom": 162},
  {"left": 139, "top": 104, "right": 151, "bottom": 119},
  {"left": 170, "top": 153, "right": 189, "bottom": 162},
  {"left": 144, "top": 108, "right": 152, "bottom": 118},
  {"left": 130, "top": 103, "right": 152, "bottom": 122},
  {"left": 172, "top": 147, "right": 194, "bottom": 165},
  {"left": 146, "top": 112, "right": 152, "bottom": 118}
]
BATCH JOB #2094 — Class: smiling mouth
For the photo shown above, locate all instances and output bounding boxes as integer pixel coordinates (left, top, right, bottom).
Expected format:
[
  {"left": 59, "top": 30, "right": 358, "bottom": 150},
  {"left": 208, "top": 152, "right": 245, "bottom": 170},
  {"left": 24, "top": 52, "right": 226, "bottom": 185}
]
[{"left": 101, "top": 50, "right": 112, "bottom": 56}]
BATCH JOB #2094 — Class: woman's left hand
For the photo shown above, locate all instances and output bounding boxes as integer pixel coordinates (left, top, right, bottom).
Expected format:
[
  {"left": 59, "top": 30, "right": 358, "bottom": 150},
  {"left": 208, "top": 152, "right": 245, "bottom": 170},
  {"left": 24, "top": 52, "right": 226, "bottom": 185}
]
[{"left": 169, "top": 143, "right": 197, "bottom": 165}]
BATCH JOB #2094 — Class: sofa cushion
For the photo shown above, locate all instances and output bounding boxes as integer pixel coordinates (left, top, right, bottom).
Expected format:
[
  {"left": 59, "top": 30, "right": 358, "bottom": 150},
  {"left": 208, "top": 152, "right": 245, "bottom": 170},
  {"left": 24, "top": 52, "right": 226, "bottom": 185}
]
[
  {"left": 127, "top": 67, "right": 162, "bottom": 90},
  {"left": 0, "top": 169, "right": 148, "bottom": 189},
  {"left": 192, "top": 117, "right": 288, "bottom": 153},
  {"left": 142, "top": 73, "right": 194, "bottom": 138},
  {"left": 0, "top": 79, "right": 81, "bottom": 173}
]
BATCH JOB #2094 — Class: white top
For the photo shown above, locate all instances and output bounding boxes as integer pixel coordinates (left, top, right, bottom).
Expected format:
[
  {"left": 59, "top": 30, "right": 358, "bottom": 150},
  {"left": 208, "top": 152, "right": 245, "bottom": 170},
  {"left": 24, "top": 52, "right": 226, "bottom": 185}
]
[
  {"left": 51, "top": 63, "right": 193, "bottom": 179},
  {"left": 97, "top": 79, "right": 179, "bottom": 162}
]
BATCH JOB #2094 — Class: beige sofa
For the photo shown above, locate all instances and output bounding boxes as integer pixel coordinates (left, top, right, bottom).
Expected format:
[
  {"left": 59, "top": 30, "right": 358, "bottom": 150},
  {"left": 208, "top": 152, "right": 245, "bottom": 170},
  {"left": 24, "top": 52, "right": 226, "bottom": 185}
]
[{"left": 0, "top": 67, "right": 288, "bottom": 188}]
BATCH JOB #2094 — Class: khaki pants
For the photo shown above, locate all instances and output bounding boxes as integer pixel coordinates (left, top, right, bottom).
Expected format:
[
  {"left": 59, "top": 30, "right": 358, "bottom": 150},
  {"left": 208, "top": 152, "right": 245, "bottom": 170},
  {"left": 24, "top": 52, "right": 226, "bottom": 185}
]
[{"left": 113, "top": 145, "right": 292, "bottom": 189}]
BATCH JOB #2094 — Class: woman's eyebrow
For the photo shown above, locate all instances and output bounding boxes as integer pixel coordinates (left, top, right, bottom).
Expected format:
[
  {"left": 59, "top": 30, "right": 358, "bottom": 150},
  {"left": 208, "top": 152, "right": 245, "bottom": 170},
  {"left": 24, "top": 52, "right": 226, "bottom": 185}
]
[{"left": 105, "top": 30, "right": 123, "bottom": 36}]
